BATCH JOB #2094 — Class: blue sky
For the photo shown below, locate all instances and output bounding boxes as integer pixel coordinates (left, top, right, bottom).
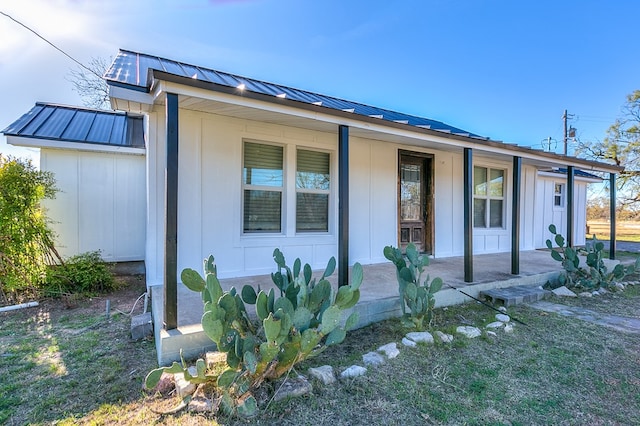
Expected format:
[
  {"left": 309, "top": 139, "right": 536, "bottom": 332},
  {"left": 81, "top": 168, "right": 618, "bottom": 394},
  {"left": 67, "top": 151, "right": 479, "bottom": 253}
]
[{"left": 1, "top": 0, "right": 638, "bottom": 164}]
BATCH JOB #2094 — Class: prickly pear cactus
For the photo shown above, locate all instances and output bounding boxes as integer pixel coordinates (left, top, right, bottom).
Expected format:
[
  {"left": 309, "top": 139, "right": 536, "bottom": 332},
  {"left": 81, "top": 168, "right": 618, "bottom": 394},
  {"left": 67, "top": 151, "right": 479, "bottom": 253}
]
[
  {"left": 546, "top": 224, "right": 640, "bottom": 290},
  {"left": 383, "top": 243, "right": 442, "bottom": 330},
  {"left": 145, "top": 250, "right": 362, "bottom": 418}
]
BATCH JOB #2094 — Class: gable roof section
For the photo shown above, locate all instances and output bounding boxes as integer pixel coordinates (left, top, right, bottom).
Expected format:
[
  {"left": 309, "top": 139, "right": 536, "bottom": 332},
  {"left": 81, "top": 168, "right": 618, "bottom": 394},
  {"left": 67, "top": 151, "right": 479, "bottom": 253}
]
[
  {"left": 104, "top": 49, "right": 485, "bottom": 139},
  {"left": 2, "top": 103, "right": 144, "bottom": 148}
]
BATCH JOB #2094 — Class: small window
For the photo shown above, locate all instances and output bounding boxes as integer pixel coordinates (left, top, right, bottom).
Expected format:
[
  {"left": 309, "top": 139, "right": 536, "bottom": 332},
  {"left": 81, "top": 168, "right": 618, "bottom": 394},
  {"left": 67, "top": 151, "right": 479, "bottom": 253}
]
[
  {"left": 554, "top": 183, "right": 564, "bottom": 207},
  {"left": 243, "top": 142, "right": 283, "bottom": 233},
  {"left": 296, "top": 149, "right": 330, "bottom": 232},
  {"left": 473, "top": 166, "right": 505, "bottom": 228}
]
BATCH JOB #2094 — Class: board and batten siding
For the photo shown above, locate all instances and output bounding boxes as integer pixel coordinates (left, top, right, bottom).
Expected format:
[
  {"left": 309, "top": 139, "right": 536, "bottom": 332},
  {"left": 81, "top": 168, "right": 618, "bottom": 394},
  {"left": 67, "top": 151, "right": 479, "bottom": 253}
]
[
  {"left": 534, "top": 175, "right": 589, "bottom": 248},
  {"left": 145, "top": 108, "right": 541, "bottom": 286},
  {"left": 41, "top": 149, "right": 146, "bottom": 262}
]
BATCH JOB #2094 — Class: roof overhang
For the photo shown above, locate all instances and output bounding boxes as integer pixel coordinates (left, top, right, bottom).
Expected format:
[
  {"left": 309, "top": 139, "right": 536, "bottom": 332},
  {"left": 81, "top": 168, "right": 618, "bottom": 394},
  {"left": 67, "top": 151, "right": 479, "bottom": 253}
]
[
  {"left": 107, "top": 69, "right": 623, "bottom": 174},
  {"left": 537, "top": 170, "right": 603, "bottom": 183},
  {"left": 6, "top": 135, "right": 146, "bottom": 156}
]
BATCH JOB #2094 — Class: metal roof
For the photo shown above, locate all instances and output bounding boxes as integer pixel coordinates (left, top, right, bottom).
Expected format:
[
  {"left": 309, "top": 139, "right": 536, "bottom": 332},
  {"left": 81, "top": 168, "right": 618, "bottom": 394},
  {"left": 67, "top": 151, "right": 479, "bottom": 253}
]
[
  {"left": 545, "top": 168, "right": 602, "bottom": 180},
  {"left": 104, "top": 49, "right": 486, "bottom": 139},
  {"left": 2, "top": 103, "right": 144, "bottom": 148}
]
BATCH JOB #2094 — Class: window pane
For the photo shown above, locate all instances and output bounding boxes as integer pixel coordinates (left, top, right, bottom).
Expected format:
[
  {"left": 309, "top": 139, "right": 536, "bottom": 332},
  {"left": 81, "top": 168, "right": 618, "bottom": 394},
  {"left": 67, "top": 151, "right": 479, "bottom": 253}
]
[
  {"left": 244, "top": 190, "right": 281, "bottom": 232},
  {"left": 554, "top": 183, "right": 563, "bottom": 195},
  {"left": 297, "top": 150, "right": 330, "bottom": 190},
  {"left": 244, "top": 142, "right": 283, "bottom": 186},
  {"left": 473, "top": 198, "right": 486, "bottom": 227},
  {"left": 474, "top": 166, "right": 487, "bottom": 195},
  {"left": 489, "top": 199, "right": 503, "bottom": 227},
  {"left": 489, "top": 169, "right": 504, "bottom": 197},
  {"left": 400, "top": 163, "right": 422, "bottom": 221},
  {"left": 296, "top": 193, "right": 328, "bottom": 232}
]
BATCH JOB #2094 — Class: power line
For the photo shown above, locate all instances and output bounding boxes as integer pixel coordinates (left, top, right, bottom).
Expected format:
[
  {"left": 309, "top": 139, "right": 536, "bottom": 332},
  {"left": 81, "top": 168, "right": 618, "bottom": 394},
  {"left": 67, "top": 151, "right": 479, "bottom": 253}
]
[{"left": 0, "top": 10, "right": 101, "bottom": 79}]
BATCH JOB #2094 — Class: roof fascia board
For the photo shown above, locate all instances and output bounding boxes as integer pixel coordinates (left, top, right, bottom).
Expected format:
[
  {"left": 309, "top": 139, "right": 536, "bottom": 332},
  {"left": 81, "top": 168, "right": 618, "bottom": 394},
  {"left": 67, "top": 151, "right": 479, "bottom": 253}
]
[
  {"left": 146, "top": 70, "right": 623, "bottom": 174},
  {"left": 537, "top": 170, "right": 602, "bottom": 183},
  {"left": 108, "top": 85, "right": 155, "bottom": 105},
  {"left": 6, "top": 135, "right": 145, "bottom": 156}
]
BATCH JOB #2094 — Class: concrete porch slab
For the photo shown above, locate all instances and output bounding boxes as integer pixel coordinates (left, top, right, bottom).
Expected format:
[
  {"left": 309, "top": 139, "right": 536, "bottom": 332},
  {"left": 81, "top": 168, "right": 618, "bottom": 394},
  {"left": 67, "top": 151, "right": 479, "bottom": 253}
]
[{"left": 151, "top": 249, "right": 562, "bottom": 365}]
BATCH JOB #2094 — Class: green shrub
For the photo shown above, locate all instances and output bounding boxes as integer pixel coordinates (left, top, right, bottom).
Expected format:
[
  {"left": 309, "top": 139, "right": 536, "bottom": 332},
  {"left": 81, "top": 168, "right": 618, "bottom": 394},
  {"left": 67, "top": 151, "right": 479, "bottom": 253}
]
[
  {"left": 145, "top": 249, "right": 362, "bottom": 418},
  {"left": 44, "top": 251, "right": 115, "bottom": 296},
  {"left": 0, "top": 155, "right": 60, "bottom": 304}
]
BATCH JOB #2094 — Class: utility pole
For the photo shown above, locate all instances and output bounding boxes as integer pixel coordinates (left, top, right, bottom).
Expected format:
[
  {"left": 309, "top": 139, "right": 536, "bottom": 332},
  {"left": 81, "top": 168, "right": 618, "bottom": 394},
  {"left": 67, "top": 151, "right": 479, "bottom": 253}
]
[
  {"left": 562, "top": 109, "right": 576, "bottom": 156},
  {"left": 563, "top": 109, "right": 568, "bottom": 156}
]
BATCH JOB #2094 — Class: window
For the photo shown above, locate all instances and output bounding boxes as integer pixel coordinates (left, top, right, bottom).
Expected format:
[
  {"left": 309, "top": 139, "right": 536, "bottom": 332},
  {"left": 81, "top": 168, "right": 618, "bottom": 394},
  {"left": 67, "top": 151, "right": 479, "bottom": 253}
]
[
  {"left": 296, "top": 149, "right": 330, "bottom": 232},
  {"left": 473, "top": 166, "right": 504, "bottom": 228},
  {"left": 554, "top": 183, "right": 564, "bottom": 207},
  {"left": 243, "top": 142, "right": 283, "bottom": 233}
]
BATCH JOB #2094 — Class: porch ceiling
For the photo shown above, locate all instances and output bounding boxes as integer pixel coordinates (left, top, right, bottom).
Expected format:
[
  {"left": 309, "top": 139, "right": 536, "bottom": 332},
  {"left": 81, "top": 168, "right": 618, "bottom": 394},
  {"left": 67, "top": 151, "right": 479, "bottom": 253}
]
[{"left": 171, "top": 92, "right": 615, "bottom": 172}]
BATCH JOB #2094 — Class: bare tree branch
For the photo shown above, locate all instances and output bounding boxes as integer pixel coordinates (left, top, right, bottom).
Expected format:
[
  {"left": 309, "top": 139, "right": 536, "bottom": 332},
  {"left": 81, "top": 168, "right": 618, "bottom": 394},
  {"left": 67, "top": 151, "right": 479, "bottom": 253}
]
[{"left": 66, "top": 56, "right": 112, "bottom": 110}]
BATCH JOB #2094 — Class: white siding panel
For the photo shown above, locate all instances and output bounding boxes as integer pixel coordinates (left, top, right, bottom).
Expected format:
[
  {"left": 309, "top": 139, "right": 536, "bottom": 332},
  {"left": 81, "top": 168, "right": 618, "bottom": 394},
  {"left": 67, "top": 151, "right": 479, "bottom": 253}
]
[
  {"left": 535, "top": 175, "right": 590, "bottom": 248},
  {"left": 349, "top": 138, "right": 371, "bottom": 264},
  {"left": 520, "top": 165, "right": 537, "bottom": 250},
  {"left": 41, "top": 151, "right": 79, "bottom": 257},
  {"left": 78, "top": 154, "right": 116, "bottom": 257},
  {"left": 114, "top": 155, "right": 146, "bottom": 259},
  {"left": 574, "top": 183, "right": 587, "bottom": 246},
  {"left": 177, "top": 112, "right": 203, "bottom": 276},
  {"left": 369, "top": 142, "right": 397, "bottom": 263},
  {"left": 434, "top": 152, "right": 462, "bottom": 257},
  {"left": 40, "top": 148, "right": 145, "bottom": 264}
]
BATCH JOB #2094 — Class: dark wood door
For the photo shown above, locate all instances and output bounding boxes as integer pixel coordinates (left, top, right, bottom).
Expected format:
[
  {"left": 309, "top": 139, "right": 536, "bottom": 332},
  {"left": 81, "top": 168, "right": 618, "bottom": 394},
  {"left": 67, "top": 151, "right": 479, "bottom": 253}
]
[{"left": 398, "top": 152, "right": 433, "bottom": 253}]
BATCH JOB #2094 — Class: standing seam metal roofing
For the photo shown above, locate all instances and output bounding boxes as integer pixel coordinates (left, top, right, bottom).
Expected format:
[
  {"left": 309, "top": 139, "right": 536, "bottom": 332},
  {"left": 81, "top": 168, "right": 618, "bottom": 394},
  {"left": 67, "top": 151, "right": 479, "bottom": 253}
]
[
  {"left": 2, "top": 103, "right": 145, "bottom": 148},
  {"left": 104, "top": 49, "right": 486, "bottom": 139}
]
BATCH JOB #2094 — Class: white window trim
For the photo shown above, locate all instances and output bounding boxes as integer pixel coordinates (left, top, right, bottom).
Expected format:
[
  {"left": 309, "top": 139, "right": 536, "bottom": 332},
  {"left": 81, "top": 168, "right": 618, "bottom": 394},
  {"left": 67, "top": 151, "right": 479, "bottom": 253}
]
[
  {"left": 473, "top": 165, "right": 507, "bottom": 230},
  {"left": 240, "top": 139, "right": 335, "bottom": 238},
  {"left": 553, "top": 182, "right": 565, "bottom": 209},
  {"left": 241, "top": 140, "right": 286, "bottom": 235},
  {"left": 295, "top": 147, "right": 332, "bottom": 234}
]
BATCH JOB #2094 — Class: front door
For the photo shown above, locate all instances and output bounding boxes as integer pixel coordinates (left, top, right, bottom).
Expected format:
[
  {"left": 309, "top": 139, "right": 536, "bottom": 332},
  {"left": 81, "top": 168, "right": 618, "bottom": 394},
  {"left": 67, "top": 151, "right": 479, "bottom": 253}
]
[{"left": 398, "top": 152, "right": 433, "bottom": 253}]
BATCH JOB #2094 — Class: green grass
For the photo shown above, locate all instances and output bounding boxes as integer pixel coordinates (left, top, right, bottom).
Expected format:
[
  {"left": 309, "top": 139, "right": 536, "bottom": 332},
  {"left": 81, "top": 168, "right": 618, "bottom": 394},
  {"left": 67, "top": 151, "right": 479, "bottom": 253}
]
[{"left": 1, "top": 284, "right": 640, "bottom": 425}]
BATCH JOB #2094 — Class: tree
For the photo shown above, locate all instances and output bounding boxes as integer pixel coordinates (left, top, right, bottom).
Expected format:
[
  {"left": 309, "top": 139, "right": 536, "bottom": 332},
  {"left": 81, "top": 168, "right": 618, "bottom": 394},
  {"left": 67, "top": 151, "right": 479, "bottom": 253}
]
[
  {"left": 0, "top": 155, "right": 62, "bottom": 304},
  {"left": 577, "top": 90, "right": 640, "bottom": 209},
  {"left": 66, "top": 56, "right": 112, "bottom": 110}
]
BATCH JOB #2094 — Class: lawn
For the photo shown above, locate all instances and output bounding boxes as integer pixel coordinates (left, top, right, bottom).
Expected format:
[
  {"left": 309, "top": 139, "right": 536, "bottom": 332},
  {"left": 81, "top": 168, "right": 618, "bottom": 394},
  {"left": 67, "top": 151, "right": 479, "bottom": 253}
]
[
  {"left": 587, "top": 220, "right": 640, "bottom": 242},
  {"left": 1, "top": 277, "right": 639, "bottom": 425}
]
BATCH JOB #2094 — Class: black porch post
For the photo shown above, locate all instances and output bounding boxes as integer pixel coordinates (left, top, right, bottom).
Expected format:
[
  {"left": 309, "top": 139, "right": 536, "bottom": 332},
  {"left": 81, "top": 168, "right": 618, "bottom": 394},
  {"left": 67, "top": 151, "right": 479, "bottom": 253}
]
[
  {"left": 511, "top": 156, "right": 521, "bottom": 275},
  {"left": 566, "top": 166, "right": 574, "bottom": 248},
  {"left": 463, "top": 148, "right": 473, "bottom": 282},
  {"left": 609, "top": 173, "right": 617, "bottom": 259},
  {"left": 164, "top": 93, "right": 179, "bottom": 330},
  {"left": 338, "top": 125, "right": 349, "bottom": 286}
]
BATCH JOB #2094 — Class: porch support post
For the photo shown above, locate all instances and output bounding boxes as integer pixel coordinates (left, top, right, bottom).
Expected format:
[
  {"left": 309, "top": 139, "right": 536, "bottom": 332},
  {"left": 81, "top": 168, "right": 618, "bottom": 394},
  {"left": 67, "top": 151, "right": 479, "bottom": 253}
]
[
  {"left": 511, "top": 156, "right": 521, "bottom": 275},
  {"left": 566, "top": 166, "right": 574, "bottom": 248},
  {"left": 463, "top": 147, "right": 473, "bottom": 282},
  {"left": 164, "top": 93, "right": 179, "bottom": 330},
  {"left": 609, "top": 173, "right": 617, "bottom": 259},
  {"left": 338, "top": 125, "right": 349, "bottom": 287}
]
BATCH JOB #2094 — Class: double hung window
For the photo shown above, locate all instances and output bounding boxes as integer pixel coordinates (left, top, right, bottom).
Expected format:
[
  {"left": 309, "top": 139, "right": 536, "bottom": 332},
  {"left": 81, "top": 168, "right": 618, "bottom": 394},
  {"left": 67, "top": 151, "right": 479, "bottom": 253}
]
[
  {"left": 296, "top": 149, "right": 330, "bottom": 232},
  {"left": 243, "top": 142, "right": 283, "bottom": 233},
  {"left": 242, "top": 141, "right": 331, "bottom": 234},
  {"left": 473, "top": 166, "right": 505, "bottom": 228},
  {"left": 554, "top": 183, "right": 565, "bottom": 207}
]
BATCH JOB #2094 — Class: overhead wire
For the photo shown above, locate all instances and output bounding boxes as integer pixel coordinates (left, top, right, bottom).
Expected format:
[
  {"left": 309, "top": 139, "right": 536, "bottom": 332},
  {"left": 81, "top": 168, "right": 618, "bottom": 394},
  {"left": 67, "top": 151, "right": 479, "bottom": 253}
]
[{"left": 0, "top": 10, "right": 101, "bottom": 79}]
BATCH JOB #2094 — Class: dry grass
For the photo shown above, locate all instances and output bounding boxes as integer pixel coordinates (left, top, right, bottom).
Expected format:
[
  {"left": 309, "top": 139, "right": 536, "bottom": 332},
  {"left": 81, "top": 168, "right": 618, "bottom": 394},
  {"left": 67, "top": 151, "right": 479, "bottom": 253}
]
[
  {"left": 587, "top": 220, "right": 640, "bottom": 242},
  {"left": 2, "top": 278, "right": 640, "bottom": 425}
]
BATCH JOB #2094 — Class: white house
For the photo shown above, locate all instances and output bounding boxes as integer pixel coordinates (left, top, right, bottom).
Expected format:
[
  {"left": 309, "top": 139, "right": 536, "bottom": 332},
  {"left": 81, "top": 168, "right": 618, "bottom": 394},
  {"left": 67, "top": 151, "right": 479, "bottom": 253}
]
[{"left": 3, "top": 49, "right": 621, "bottom": 337}]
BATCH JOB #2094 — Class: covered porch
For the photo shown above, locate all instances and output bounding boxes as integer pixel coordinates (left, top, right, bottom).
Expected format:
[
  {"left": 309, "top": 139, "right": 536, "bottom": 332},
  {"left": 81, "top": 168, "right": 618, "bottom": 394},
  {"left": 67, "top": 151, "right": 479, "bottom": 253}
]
[{"left": 151, "top": 249, "right": 562, "bottom": 364}]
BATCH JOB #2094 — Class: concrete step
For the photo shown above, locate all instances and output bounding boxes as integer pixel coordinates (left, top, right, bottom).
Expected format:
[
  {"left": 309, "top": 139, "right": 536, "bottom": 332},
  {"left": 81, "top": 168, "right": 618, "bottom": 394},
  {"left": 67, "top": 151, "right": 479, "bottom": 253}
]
[{"left": 480, "top": 285, "right": 551, "bottom": 307}]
